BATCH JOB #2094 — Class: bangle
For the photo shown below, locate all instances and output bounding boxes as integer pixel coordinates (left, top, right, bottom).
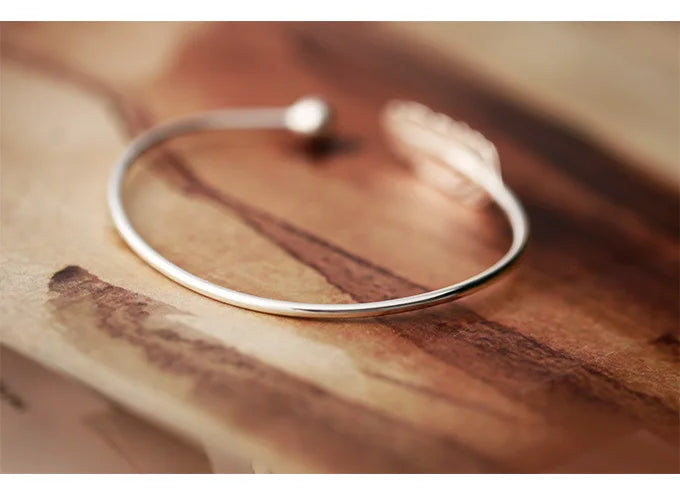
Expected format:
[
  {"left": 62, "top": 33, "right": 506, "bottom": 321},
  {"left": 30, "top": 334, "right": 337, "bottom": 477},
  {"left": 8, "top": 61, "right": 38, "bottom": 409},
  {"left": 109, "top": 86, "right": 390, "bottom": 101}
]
[{"left": 108, "top": 97, "right": 529, "bottom": 319}]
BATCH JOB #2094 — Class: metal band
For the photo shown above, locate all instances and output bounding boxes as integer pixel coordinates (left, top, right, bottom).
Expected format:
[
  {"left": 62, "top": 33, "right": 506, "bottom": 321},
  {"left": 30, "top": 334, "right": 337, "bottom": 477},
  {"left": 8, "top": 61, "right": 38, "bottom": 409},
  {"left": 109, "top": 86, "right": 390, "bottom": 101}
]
[{"left": 108, "top": 97, "right": 529, "bottom": 318}]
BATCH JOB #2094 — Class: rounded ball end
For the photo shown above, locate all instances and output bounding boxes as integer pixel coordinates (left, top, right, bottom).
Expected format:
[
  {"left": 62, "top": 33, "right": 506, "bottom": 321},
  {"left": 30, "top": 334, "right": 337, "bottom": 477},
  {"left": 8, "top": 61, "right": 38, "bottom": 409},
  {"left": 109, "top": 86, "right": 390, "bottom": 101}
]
[{"left": 285, "top": 97, "right": 334, "bottom": 136}]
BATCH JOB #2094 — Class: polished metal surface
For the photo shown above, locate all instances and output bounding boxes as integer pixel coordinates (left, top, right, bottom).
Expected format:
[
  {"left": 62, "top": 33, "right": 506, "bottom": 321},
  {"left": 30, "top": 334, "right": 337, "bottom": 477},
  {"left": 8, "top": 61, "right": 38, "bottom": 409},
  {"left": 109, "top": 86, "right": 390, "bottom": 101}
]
[{"left": 108, "top": 97, "right": 529, "bottom": 318}]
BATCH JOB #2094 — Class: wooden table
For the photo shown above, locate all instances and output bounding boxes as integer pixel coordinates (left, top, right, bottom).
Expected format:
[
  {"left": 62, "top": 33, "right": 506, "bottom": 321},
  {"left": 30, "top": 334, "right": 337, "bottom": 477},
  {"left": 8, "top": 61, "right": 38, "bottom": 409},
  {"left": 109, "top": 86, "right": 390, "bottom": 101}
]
[{"left": 1, "top": 22, "right": 678, "bottom": 473}]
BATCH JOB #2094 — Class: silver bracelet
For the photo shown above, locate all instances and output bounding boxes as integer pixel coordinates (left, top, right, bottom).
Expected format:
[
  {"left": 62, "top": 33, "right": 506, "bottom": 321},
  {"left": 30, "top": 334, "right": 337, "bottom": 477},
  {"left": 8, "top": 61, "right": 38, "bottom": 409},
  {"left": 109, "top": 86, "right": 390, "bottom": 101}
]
[{"left": 108, "top": 97, "right": 529, "bottom": 319}]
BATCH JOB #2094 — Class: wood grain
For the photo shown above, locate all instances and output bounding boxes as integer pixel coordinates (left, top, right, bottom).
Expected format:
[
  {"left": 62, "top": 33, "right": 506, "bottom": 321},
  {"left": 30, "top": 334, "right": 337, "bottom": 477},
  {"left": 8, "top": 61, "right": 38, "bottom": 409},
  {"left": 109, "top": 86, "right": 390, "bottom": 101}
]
[
  {"left": 387, "top": 22, "right": 679, "bottom": 183},
  {"left": 1, "top": 22, "right": 678, "bottom": 473}
]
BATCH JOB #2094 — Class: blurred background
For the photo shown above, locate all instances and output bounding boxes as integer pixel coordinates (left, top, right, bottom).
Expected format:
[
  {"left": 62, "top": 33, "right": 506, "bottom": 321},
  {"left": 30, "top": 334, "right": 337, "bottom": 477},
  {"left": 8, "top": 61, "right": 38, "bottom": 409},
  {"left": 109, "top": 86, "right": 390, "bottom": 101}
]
[{"left": 393, "top": 22, "right": 678, "bottom": 184}]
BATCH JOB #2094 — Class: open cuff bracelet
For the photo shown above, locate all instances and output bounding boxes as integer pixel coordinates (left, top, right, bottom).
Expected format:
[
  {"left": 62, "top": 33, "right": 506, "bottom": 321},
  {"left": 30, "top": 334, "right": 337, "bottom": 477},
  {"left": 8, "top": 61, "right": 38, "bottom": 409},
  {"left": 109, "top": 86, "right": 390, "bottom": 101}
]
[{"left": 108, "top": 97, "right": 529, "bottom": 319}]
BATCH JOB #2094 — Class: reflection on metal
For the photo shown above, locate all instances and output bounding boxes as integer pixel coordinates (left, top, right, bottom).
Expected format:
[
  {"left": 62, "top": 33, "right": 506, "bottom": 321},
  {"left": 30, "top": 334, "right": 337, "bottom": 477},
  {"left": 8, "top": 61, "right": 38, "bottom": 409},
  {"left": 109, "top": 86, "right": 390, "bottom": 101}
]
[{"left": 383, "top": 100, "right": 502, "bottom": 206}]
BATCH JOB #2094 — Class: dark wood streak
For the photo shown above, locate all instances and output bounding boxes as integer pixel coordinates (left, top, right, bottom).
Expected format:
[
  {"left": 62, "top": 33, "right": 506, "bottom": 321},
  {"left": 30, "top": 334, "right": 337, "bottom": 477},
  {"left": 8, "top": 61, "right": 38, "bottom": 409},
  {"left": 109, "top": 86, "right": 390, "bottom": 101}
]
[
  {"left": 289, "top": 23, "right": 679, "bottom": 239},
  {"left": 5, "top": 28, "right": 678, "bottom": 444},
  {"left": 651, "top": 333, "right": 680, "bottom": 360},
  {"left": 378, "top": 309, "right": 679, "bottom": 435},
  {"left": 147, "top": 143, "right": 427, "bottom": 302},
  {"left": 285, "top": 22, "right": 679, "bottom": 328},
  {"left": 523, "top": 200, "right": 679, "bottom": 326},
  {"left": 0, "top": 381, "right": 27, "bottom": 411},
  {"left": 47, "top": 265, "right": 494, "bottom": 473},
  {"left": 146, "top": 148, "right": 680, "bottom": 438}
]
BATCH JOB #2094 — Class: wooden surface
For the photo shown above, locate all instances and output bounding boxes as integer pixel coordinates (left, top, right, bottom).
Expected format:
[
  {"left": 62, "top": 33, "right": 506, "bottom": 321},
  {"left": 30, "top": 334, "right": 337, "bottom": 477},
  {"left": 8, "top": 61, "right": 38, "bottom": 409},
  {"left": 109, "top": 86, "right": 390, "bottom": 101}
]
[
  {"left": 391, "top": 22, "right": 680, "bottom": 183},
  {"left": 1, "top": 346, "right": 213, "bottom": 473},
  {"left": 1, "top": 22, "right": 678, "bottom": 473}
]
